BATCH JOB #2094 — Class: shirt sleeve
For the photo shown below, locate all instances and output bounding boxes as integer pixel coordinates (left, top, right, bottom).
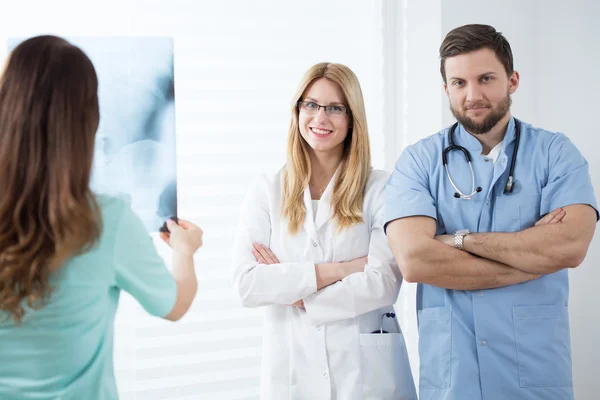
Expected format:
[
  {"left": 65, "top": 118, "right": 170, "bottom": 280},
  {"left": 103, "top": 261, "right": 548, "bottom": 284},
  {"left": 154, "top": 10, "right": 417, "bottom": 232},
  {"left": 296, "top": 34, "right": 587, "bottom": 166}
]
[
  {"left": 384, "top": 145, "right": 437, "bottom": 232},
  {"left": 540, "top": 133, "right": 599, "bottom": 219},
  {"left": 303, "top": 177, "right": 403, "bottom": 326},
  {"left": 231, "top": 176, "right": 318, "bottom": 308},
  {"left": 112, "top": 201, "right": 177, "bottom": 317}
]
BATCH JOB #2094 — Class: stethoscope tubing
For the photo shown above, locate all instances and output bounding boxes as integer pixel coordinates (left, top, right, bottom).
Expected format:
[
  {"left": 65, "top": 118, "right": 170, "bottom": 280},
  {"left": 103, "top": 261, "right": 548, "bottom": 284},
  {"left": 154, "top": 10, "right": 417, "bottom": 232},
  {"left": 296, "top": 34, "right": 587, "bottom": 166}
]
[{"left": 444, "top": 118, "right": 521, "bottom": 199}]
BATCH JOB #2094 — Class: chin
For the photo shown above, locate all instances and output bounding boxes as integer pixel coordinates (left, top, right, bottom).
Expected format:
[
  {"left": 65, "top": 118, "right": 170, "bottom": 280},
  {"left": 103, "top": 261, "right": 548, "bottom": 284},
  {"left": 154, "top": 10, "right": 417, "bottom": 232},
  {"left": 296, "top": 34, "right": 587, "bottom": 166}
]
[{"left": 309, "top": 144, "right": 334, "bottom": 152}]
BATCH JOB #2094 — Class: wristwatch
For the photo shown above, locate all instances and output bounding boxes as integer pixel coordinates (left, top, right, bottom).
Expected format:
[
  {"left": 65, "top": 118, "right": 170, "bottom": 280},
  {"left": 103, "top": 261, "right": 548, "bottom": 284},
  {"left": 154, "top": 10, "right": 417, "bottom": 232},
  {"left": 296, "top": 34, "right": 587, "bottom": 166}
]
[{"left": 454, "top": 229, "right": 471, "bottom": 250}]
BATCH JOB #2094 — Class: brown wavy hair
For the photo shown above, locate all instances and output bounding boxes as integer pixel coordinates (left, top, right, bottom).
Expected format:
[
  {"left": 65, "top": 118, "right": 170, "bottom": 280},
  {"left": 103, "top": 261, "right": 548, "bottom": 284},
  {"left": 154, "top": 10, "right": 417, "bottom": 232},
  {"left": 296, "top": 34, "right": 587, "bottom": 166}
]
[{"left": 0, "top": 36, "right": 101, "bottom": 324}]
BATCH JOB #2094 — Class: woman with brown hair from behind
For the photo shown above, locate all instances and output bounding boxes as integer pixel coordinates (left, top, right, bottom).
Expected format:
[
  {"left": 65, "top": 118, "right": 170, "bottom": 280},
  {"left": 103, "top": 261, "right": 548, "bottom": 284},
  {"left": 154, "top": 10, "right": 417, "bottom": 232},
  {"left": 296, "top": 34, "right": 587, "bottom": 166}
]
[{"left": 0, "top": 35, "right": 202, "bottom": 400}]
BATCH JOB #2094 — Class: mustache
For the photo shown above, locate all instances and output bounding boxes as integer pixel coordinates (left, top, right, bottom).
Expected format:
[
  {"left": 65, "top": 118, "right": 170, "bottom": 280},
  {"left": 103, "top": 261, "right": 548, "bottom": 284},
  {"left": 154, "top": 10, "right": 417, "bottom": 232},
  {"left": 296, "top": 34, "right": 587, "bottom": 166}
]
[{"left": 465, "top": 102, "right": 491, "bottom": 109}]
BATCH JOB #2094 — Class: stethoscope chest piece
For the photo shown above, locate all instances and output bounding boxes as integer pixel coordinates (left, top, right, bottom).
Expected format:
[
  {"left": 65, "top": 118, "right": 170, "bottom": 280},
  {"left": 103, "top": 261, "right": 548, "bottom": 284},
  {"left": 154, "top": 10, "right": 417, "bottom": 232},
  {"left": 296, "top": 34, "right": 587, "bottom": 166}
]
[{"left": 371, "top": 312, "right": 396, "bottom": 334}]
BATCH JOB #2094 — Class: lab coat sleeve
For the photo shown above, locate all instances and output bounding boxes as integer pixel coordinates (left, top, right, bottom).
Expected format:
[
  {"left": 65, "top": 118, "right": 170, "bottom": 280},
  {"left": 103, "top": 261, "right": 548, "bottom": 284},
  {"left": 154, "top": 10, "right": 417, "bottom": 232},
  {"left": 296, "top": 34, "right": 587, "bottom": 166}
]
[
  {"left": 302, "top": 177, "right": 402, "bottom": 326},
  {"left": 231, "top": 175, "right": 318, "bottom": 308}
]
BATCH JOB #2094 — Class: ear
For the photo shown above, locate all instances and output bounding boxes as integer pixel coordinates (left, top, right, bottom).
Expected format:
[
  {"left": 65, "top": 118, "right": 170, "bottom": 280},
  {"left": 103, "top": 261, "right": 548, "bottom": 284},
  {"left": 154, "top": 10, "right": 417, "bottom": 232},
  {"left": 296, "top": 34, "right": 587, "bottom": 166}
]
[
  {"left": 508, "top": 71, "right": 520, "bottom": 94},
  {"left": 443, "top": 82, "right": 449, "bottom": 96}
]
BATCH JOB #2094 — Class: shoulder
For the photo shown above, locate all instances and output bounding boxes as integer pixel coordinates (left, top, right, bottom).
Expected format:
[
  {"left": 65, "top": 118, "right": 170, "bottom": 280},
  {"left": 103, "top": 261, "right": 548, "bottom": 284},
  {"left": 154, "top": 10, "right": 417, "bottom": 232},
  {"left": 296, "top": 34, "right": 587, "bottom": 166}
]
[
  {"left": 363, "top": 169, "right": 389, "bottom": 208},
  {"left": 366, "top": 169, "right": 390, "bottom": 191},
  {"left": 89, "top": 194, "right": 137, "bottom": 253},
  {"left": 246, "top": 169, "right": 284, "bottom": 195},
  {"left": 396, "top": 128, "right": 448, "bottom": 168},
  {"left": 519, "top": 120, "right": 570, "bottom": 146},
  {"left": 409, "top": 129, "right": 448, "bottom": 152},
  {"left": 95, "top": 193, "right": 128, "bottom": 211},
  {"left": 240, "top": 169, "right": 286, "bottom": 212},
  {"left": 518, "top": 120, "right": 583, "bottom": 159},
  {"left": 94, "top": 193, "right": 130, "bottom": 227}
]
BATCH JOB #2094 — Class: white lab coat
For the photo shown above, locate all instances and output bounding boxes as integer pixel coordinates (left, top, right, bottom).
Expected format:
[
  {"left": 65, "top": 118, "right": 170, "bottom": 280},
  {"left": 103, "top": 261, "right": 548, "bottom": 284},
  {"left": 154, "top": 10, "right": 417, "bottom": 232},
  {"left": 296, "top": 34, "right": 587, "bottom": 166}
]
[{"left": 232, "top": 168, "right": 416, "bottom": 400}]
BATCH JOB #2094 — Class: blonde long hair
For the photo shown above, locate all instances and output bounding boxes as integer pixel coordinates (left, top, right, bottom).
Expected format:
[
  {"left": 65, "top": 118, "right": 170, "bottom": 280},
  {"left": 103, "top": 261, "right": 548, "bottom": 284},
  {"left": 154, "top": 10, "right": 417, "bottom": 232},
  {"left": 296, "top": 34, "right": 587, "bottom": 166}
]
[{"left": 281, "top": 62, "right": 371, "bottom": 234}]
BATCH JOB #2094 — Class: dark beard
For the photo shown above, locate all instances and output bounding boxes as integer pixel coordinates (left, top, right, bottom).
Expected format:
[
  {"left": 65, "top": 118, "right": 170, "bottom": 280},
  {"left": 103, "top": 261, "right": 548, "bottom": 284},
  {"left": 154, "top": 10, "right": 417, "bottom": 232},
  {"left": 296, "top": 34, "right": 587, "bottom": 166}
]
[{"left": 451, "top": 95, "right": 511, "bottom": 134}]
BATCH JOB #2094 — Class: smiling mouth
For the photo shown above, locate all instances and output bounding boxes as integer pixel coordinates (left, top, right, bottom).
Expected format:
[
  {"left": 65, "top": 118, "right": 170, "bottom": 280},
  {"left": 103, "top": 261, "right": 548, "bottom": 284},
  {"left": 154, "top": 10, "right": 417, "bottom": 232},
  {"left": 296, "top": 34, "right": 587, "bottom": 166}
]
[{"left": 310, "top": 127, "right": 333, "bottom": 136}]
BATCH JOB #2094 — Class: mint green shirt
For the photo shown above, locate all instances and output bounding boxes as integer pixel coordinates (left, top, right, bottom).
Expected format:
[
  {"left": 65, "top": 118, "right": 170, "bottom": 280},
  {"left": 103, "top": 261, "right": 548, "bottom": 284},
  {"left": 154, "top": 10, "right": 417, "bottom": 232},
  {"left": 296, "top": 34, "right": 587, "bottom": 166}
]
[{"left": 0, "top": 195, "right": 177, "bottom": 399}]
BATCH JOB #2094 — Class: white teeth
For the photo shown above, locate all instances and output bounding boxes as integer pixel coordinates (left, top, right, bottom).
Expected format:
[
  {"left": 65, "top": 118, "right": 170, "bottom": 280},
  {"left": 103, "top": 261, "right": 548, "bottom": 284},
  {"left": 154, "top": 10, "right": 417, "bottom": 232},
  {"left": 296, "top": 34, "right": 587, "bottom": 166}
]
[{"left": 311, "top": 127, "right": 332, "bottom": 135}]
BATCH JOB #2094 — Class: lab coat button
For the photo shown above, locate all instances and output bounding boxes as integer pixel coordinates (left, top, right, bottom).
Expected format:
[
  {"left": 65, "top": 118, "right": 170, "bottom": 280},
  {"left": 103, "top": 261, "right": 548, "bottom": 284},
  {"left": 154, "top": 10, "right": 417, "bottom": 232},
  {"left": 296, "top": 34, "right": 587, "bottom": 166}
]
[
  {"left": 322, "top": 371, "right": 328, "bottom": 377},
  {"left": 312, "top": 242, "right": 318, "bottom": 247},
  {"left": 316, "top": 326, "right": 322, "bottom": 331}
]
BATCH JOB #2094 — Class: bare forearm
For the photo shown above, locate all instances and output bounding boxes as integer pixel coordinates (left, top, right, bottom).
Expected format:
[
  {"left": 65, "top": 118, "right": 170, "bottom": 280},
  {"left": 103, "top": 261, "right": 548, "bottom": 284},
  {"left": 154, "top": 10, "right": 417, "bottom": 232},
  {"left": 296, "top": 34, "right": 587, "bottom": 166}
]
[
  {"left": 393, "top": 241, "right": 538, "bottom": 290},
  {"left": 165, "top": 252, "right": 197, "bottom": 321},
  {"left": 462, "top": 205, "right": 597, "bottom": 274},
  {"left": 386, "top": 217, "right": 539, "bottom": 291},
  {"left": 463, "top": 226, "right": 584, "bottom": 274}
]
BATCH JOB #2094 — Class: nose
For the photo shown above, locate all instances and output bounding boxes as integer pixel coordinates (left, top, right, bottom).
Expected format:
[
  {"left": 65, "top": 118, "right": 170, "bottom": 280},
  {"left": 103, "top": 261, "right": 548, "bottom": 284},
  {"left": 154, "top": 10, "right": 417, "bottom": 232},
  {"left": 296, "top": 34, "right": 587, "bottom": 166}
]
[
  {"left": 312, "top": 106, "right": 329, "bottom": 124},
  {"left": 466, "top": 83, "right": 484, "bottom": 103}
]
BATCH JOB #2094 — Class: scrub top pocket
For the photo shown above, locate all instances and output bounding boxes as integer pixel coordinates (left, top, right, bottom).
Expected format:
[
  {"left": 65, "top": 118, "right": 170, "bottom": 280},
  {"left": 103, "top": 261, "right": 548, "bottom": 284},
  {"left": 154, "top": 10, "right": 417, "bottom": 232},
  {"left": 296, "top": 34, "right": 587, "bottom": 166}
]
[
  {"left": 417, "top": 306, "right": 452, "bottom": 389},
  {"left": 494, "top": 193, "right": 541, "bottom": 232},
  {"left": 513, "top": 304, "right": 573, "bottom": 388}
]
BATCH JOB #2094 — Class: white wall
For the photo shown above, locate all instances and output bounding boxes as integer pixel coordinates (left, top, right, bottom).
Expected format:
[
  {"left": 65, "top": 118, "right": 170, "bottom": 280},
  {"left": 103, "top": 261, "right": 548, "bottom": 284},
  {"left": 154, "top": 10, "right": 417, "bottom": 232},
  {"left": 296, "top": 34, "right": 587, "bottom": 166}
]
[
  {"left": 1, "top": 0, "right": 597, "bottom": 397},
  {"left": 440, "top": 0, "right": 539, "bottom": 126},
  {"left": 531, "top": 2, "right": 600, "bottom": 398},
  {"left": 383, "top": 0, "right": 445, "bottom": 387},
  {"left": 399, "top": 0, "right": 600, "bottom": 397},
  {"left": 0, "top": 1, "right": 387, "bottom": 398}
]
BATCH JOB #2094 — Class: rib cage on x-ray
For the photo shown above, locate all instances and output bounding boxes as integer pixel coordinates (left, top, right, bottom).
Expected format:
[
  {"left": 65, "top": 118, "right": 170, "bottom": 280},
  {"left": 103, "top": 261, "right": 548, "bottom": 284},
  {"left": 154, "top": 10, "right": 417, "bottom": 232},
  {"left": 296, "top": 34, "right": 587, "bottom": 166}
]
[{"left": 9, "top": 37, "right": 178, "bottom": 232}]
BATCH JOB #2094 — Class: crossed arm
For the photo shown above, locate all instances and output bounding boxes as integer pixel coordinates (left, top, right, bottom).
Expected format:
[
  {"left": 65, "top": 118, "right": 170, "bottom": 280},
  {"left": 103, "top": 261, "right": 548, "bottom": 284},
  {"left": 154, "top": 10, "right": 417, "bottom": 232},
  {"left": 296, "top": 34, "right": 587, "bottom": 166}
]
[
  {"left": 386, "top": 204, "right": 596, "bottom": 290},
  {"left": 457, "top": 204, "right": 596, "bottom": 274},
  {"left": 232, "top": 176, "right": 401, "bottom": 325},
  {"left": 251, "top": 242, "right": 366, "bottom": 308}
]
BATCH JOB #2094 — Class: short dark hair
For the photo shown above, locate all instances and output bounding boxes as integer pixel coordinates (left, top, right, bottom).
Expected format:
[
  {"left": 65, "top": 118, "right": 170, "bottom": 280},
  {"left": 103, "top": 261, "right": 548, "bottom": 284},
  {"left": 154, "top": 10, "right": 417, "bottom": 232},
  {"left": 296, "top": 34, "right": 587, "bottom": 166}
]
[{"left": 439, "top": 24, "right": 514, "bottom": 83}]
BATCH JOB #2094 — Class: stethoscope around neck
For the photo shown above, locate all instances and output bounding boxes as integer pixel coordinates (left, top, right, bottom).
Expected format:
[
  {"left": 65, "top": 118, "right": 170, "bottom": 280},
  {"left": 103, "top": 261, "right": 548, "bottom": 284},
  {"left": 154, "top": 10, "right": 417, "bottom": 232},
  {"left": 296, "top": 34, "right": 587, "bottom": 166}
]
[{"left": 442, "top": 118, "right": 521, "bottom": 200}]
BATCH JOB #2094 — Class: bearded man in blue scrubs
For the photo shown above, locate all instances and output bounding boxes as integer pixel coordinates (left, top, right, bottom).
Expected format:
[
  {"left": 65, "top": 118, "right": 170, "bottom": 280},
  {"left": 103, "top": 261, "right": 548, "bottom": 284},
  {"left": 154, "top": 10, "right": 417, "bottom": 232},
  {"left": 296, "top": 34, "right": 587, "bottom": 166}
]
[{"left": 385, "top": 24, "right": 598, "bottom": 400}]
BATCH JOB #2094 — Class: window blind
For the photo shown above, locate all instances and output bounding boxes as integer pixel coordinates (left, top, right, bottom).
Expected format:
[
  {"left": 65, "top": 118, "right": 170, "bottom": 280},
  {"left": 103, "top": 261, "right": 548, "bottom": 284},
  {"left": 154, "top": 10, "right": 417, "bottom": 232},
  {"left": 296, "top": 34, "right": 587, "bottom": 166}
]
[{"left": 0, "top": 1, "right": 387, "bottom": 398}]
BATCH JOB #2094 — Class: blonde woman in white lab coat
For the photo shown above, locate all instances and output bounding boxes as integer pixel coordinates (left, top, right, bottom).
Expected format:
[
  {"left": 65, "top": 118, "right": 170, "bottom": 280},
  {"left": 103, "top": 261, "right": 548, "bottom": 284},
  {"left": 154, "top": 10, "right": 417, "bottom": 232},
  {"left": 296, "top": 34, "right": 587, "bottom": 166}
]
[{"left": 232, "top": 62, "right": 416, "bottom": 400}]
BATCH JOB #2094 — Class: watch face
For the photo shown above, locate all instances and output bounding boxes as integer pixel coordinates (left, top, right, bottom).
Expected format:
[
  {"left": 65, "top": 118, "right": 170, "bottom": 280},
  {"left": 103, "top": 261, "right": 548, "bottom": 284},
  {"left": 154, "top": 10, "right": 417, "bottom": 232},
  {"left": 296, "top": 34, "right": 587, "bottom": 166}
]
[{"left": 455, "top": 229, "right": 471, "bottom": 235}]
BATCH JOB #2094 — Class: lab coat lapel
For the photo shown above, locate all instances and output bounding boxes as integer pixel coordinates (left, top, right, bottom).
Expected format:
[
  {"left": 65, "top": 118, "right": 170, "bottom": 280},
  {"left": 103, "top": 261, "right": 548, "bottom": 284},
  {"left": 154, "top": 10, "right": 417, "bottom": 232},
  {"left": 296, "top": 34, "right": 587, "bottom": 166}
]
[
  {"left": 302, "top": 186, "right": 319, "bottom": 244},
  {"left": 314, "top": 171, "right": 336, "bottom": 231}
]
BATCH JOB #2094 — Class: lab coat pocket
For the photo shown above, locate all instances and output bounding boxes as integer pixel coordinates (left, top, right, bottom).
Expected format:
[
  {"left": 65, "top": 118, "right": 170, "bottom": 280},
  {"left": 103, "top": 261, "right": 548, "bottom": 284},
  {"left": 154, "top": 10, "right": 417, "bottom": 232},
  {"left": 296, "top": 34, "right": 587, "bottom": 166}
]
[
  {"left": 513, "top": 304, "right": 573, "bottom": 388},
  {"left": 359, "top": 333, "right": 417, "bottom": 400},
  {"left": 417, "top": 307, "right": 452, "bottom": 389}
]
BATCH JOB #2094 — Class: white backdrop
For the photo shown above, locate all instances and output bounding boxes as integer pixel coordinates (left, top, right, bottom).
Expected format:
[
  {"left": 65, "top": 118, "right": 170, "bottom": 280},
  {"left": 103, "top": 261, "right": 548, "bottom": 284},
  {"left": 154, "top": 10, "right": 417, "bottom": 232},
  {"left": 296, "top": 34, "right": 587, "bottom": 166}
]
[
  {"left": 2, "top": 0, "right": 598, "bottom": 398},
  {"left": 0, "top": 1, "right": 386, "bottom": 398},
  {"left": 388, "top": 1, "right": 600, "bottom": 398}
]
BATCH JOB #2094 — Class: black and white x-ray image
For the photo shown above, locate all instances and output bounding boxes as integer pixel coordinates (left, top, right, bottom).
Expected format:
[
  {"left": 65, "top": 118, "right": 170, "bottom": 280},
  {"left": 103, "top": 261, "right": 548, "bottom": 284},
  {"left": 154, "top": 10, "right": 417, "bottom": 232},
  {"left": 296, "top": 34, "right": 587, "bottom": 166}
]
[{"left": 9, "top": 37, "right": 178, "bottom": 232}]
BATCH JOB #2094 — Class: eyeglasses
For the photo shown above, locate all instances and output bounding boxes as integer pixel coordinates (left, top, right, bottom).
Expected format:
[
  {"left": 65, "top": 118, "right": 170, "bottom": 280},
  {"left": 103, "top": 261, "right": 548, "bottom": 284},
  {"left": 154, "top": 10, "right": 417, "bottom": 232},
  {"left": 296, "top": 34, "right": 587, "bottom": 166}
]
[{"left": 297, "top": 100, "right": 350, "bottom": 117}]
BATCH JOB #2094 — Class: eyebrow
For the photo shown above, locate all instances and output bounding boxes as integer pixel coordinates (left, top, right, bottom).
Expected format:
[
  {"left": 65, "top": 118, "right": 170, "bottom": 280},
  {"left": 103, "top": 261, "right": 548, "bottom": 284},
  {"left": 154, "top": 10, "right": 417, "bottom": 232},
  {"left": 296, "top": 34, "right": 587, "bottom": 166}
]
[
  {"left": 304, "top": 97, "right": 345, "bottom": 106},
  {"left": 448, "top": 72, "right": 499, "bottom": 81}
]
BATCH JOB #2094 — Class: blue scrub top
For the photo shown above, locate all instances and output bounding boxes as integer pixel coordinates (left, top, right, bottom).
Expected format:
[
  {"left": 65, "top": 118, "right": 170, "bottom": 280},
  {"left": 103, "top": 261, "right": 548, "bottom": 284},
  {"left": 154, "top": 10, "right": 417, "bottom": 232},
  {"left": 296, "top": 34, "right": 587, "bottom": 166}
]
[
  {"left": 0, "top": 195, "right": 177, "bottom": 400},
  {"left": 385, "top": 118, "right": 598, "bottom": 400}
]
